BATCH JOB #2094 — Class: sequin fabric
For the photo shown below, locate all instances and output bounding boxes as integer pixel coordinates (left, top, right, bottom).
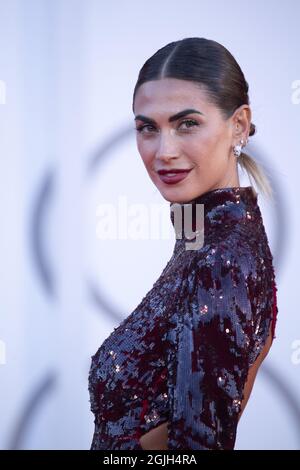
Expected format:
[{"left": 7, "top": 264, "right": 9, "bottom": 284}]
[{"left": 88, "top": 186, "right": 278, "bottom": 450}]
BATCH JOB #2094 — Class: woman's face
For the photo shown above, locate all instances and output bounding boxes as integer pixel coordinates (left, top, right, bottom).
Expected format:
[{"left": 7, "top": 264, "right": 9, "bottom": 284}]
[{"left": 133, "top": 78, "right": 249, "bottom": 203}]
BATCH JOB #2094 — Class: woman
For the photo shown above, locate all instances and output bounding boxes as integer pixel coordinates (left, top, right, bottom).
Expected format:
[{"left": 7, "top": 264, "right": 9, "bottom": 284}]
[{"left": 88, "top": 37, "right": 278, "bottom": 450}]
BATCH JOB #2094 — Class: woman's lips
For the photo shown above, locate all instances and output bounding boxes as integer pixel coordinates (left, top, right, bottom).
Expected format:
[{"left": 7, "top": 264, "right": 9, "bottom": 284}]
[{"left": 157, "top": 169, "right": 192, "bottom": 185}]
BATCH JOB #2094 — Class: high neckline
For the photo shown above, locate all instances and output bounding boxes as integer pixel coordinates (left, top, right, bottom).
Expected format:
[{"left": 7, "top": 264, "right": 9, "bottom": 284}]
[{"left": 169, "top": 186, "right": 259, "bottom": 245}]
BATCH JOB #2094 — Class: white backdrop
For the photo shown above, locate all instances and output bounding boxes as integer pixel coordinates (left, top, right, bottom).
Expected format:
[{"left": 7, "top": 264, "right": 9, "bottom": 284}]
[{"left": 0, "top": 0, "right": 299, "bottom": 450}]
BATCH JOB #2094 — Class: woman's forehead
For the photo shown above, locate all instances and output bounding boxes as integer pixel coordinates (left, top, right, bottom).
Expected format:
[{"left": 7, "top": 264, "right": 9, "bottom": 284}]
[{"left": 134, "top": 80, "right": 212, "bottom": 117}]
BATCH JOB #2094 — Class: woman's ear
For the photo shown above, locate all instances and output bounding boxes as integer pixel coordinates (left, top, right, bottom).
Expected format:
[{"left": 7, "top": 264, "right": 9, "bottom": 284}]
[{"left": 232, "top": 104, "right": 251, "bottom": 140}]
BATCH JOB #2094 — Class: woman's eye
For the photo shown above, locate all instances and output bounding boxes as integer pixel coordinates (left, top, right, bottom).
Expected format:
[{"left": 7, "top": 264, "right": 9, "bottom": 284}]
[
  {"left": 135, "top": 119, "right": 199, "bottom": 134},
  {"left": 179, "top": 119, "right": 199, "bottom": 130},
  {"left": 135, "top": 124, "right": 155, "bottom": 133}
]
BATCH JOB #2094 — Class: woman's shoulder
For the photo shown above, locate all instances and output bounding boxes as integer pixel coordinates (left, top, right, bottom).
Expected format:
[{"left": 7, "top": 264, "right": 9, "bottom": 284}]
[{"left": 188, "top": 231, "right": 257, "bottom": 279}]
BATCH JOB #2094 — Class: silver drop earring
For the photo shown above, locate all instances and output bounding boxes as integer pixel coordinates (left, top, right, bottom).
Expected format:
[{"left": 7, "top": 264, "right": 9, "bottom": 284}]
[{"left": 233, "top": 139, "right": 245, "bottom": 158}]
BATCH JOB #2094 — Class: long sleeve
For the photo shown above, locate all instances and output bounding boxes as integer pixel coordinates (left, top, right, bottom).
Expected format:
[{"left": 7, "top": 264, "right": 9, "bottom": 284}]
[{"left": 166, "top": 242, "right": 275, "bottom": 450}]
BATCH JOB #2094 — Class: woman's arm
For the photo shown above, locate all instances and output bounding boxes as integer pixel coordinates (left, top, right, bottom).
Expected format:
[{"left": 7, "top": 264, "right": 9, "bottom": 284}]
[
  {"left": 139, "top": 325, "right": 273, "bottom": 450},
  {"left": 164, "top": 244, "right": 275, "bottom": 450}
]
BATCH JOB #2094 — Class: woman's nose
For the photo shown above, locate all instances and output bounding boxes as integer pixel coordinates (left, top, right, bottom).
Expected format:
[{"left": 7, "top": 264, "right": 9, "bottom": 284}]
[{"left": 155, "top": 130, "right": 180, "bottom": 162}]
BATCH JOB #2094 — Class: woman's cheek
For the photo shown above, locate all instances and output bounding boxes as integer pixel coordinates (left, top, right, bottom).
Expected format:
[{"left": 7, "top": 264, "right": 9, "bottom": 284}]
[{"left": 139, "top": 143, "right": 156, "bottom": 163}]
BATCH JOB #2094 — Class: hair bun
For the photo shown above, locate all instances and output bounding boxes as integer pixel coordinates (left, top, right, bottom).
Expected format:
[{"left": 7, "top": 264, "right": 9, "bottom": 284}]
[{"left": 249, "top": 122, "right": 256, "bottom": 136}]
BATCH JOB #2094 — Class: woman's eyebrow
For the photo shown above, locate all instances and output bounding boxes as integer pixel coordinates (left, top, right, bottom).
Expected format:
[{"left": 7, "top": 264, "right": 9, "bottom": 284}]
[{"left": 134, "top": 108, "right": 204, "bottom": 125}]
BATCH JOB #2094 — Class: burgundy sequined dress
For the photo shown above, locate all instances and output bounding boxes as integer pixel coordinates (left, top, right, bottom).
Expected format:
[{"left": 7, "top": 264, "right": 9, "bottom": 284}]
[{"left": 88, "top": 186, "right": 278, "bottom": 450}]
